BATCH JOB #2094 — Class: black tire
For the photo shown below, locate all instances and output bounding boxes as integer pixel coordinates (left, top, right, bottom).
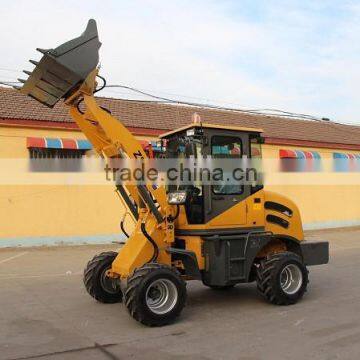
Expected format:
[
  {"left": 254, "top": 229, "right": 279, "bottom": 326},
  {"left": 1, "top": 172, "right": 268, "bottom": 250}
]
[
  {"left": 83, "top": 251, "right": 122, "bottom": 304},
  {"left": 124, "top": 263, "right": 186, "bottom": 327},
  {"left": 256, "top": 252, "right": 308, "bottom": 305}
]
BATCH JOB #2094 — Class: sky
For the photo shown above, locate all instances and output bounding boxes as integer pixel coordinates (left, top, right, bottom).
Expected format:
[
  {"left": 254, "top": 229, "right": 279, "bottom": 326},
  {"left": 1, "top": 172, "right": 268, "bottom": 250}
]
[{"left": 0, "top": 0, "right": 359, "bottom": 125}]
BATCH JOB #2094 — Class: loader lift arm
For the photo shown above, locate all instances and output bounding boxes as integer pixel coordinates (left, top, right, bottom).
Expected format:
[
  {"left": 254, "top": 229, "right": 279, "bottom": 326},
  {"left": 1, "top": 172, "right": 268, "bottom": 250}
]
[
  {"left": 66, "top": 69, "right": 168, "bottom": 217},
  {"left": 17, "top": 19, "right": 175, "bottom": 278},
  {"left": 65, "top": 69, "right": 175, "bottom": 277}
]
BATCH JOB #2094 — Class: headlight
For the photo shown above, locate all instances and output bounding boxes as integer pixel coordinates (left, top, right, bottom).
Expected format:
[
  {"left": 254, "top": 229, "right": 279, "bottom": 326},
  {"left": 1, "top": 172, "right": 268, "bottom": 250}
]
[{"left": 167, "top": 191, "right": 187, "bottom": 205}]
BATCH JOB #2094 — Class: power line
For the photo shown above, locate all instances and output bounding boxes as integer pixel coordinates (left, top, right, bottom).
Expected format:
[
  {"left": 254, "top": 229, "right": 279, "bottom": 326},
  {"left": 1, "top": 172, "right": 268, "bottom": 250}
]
[
  {"left": 112, "top": 86, "right": 360, "bottom": 129},
  {"left": 105, "top": 83, "right": 324, "bottom": 121},
  {"left": 0, "top": 74, "right": 20, "bottom": 80},
  {"left": 103, "top": 86, "right": 360, "bottom": 126},
  {"left": 0, "top": 67, "right": 22, "bottom": 73},
  {"left": 0, "top": 71, "right": 324, "bottom": 121},
  {"left": 1, "top": 76, "right": 359, "bottom": 126},
  {"left": 105, "top": 86, "right": 318, "bottom": 119},
  {"left": 0, "top": 81, "right": 20, "bottom": 86}
]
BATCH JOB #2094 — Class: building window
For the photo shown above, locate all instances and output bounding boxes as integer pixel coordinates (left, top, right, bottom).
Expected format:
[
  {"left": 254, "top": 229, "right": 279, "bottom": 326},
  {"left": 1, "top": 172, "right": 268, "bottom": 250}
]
[
  {"left": 333, "top": 153, "right": 360, "bottom": 172},
  {"left": 29, "top": 148, "right": 86, "bottom": 172},
  {"left": 279, "top": 149, "right": 322, "bottom": 172},
  {"left": 27, "top": 137, "right": 92, "bottom": 172},
  {"left": 29, "top": 148, "right": 85, "bottom": 159}
]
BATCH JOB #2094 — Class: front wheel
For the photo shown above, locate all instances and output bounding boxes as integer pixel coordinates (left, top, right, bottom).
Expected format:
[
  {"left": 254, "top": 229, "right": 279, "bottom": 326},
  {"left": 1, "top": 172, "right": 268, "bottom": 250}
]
[
  {"left": 124, "top": 263, "right": 186, "bottom": 326},
  {"left": 256, "top": 252, "right": 308, "bottom": 305},
  {"left": 83, "top": 251, "right": 122, "bottom": 304}
]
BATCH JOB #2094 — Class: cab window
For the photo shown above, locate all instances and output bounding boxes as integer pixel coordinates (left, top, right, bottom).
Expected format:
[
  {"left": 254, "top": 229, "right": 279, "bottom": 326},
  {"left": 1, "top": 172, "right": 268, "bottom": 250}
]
[{"left": 211, "top": 135, "right": 243, "bottom": 195}]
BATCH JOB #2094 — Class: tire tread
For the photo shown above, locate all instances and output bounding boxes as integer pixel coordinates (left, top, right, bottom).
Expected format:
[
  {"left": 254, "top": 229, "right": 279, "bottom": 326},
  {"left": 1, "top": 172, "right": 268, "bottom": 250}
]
[
  {"left": 124, "top": 263, "right": 185, "bottom": 326},
  {"left": 256, "top": 251, "right": 309, "bottom": 305},
  {"left": 83, "top": 251, "right": 122, "bottom": 304}
]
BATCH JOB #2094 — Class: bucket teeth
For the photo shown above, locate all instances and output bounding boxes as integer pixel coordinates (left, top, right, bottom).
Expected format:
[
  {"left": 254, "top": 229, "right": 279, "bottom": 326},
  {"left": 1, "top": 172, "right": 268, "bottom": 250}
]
[
  {"left": 36, "top": 48, "right": 49, "bottom": 54},
  {"left": 17, "top": 78, "right": 26, "bottom": 84},
  {"left": 13, "top": 85, "right": 21, "bottom": 90},
  {"left": 20, "top": 19, "right": 101, "bottom": 108}
]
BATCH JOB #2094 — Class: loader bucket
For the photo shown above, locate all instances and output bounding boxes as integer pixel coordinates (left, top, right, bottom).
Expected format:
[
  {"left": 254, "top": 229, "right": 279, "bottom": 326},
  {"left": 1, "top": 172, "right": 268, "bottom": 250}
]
[{"left": 17, "top": 19, "right": 101, "bottom": 107}]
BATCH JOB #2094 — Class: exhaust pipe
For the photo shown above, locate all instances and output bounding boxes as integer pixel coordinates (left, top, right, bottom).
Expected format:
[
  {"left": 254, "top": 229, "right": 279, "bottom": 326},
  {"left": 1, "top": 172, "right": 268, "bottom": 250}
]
[{"left": 17, "top": 19, "right": 101, "bottom": 107}]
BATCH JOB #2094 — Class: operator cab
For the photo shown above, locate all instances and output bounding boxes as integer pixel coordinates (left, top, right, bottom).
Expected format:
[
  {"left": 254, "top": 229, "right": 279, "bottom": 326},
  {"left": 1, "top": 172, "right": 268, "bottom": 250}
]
[{"left": 160, "top": 123, "right": 264, "bottom": 225}]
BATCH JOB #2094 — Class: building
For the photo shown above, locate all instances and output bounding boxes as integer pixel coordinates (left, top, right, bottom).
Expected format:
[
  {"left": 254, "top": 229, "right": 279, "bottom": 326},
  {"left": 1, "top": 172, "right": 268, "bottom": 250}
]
[{"left": 1, "top": 87, "right": 359, "bottom": 246}]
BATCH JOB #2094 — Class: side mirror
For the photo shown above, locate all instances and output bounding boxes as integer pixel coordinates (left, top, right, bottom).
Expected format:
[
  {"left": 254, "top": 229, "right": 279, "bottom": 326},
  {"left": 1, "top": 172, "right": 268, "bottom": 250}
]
[{"left": 167, "top": 191, "right": 188, "bottom": 205}]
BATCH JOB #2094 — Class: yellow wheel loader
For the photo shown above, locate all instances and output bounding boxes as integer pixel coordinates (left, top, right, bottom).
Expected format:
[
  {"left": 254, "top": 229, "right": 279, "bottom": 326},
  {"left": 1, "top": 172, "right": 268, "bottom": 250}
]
[{"left": 17, "top": 20, "right": 329, "bottom": 326}]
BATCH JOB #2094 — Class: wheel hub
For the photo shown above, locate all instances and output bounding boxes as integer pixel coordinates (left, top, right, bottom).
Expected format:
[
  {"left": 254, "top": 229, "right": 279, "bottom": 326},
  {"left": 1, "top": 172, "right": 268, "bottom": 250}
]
[
  {"left": 145, "top": 279, "right": 178, "bottom": 315},
  {"left": 280, "top": 263, "right": 303, "bottom": 295},
  {"left": 100, "top": 267, "right": 119, "bottom": 294}
]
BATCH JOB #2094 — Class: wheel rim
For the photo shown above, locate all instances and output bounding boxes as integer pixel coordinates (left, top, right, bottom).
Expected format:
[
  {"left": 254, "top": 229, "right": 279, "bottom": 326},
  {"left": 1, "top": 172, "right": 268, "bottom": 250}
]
[
  {"left": 280, "top": 263, "right": 303, "bottom": 295},
  {"left": 100, "top": 267, "right": 119, "bottom": 294},
  {"left": 145, "top": 278, "right": 178, "bottom": 315}
]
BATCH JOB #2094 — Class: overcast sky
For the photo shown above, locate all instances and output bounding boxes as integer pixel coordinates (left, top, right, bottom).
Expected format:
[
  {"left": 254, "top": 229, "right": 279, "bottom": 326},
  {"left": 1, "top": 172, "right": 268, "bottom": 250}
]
[{"left": 0, "top": 0, "right": 359, "bottom": 125}]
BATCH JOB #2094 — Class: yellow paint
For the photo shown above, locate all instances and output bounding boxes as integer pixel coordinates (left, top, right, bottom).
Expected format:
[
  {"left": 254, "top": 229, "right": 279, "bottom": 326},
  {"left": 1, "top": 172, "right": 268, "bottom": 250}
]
[
  {"left": 183, "top": 236, "right": 205, "bottom": 270},
  {"left": 263, "top": 190, "right": 304, "bottom": 241},
  {"left": 0, "top": 119, "right": 359, "bottom": 244},
  {"left": 262, "top": 144, "right": 360, "bottom": 226},
  {"left": 0, "top": 124, "right": 156, "bottom": 239},
  {"left": 172, "top": 188, "right": 303, "bottom": 269},
  {"left": 111, "top": 211, "right": 171, "bottom": 277},
  {"left": 176, "top": 191, "right": 265, "bottom": 231}
]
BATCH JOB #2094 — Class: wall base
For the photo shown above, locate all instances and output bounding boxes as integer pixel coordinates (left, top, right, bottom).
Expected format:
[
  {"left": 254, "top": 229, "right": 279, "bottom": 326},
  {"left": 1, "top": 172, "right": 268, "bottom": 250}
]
[
  {"left": 0, "top": 234, "right": 126, "bottom": 248},
  {"left": 303, "top": 219, "right": 360, "bottom": 231},
  {"left": 1, "top": 220, "right": 360, "bottom": 248}
]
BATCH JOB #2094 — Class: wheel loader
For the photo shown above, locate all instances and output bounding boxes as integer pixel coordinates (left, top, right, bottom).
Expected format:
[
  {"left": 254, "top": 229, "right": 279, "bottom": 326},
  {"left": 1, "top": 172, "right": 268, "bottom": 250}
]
[{"left": 17, "top": 19, "right": 329, "bottom": 326}]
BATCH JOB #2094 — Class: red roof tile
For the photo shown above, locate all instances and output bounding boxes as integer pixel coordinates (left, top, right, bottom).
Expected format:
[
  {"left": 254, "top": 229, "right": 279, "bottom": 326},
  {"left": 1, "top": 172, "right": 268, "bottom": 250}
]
[{"left": 1, "top": 87, "right": 359, "bottom": 147}]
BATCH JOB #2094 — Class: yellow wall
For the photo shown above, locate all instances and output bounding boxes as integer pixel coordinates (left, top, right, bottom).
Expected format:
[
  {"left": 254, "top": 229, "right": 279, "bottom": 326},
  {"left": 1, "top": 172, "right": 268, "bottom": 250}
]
[
  {"left": 0, "top": 125, "right": 153, "bottom": 158},
  {"left": 262, "top": 144, "right": 360, "bottom": 228},
  {"left": 0, "top": 125, "right": 359, "bottom": 245},
  {"left": 0, "top": 125, "right": 156, "bottom": 243}
]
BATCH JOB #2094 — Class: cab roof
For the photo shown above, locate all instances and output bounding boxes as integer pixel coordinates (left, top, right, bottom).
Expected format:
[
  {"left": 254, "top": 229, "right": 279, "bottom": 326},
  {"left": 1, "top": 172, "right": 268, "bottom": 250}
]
[{"left": 160, "top": 122, "right": 263, "bottom": 138}]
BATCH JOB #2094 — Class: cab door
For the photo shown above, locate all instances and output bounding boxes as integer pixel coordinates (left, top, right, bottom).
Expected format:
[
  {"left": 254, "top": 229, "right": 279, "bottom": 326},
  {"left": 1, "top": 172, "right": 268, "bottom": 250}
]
[{"left": 203, "top": 130, "right": 251, "bottom": 226}]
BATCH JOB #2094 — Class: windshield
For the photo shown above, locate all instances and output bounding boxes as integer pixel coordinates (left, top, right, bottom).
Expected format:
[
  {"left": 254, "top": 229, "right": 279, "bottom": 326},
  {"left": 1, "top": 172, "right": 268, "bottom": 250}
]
[
  {"left": 165, "top": 135, "right": 203, "bottom": 193},
  {"left": 250, "top": 136, "right": 262, "bottom": 159},
  {"left": 165, "top": 136, "right": 200, "bottom": 159}
]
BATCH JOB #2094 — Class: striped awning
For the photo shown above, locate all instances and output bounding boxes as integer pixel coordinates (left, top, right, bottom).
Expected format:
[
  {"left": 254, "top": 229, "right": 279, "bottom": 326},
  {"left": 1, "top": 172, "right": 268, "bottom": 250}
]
[
  {"left": 279, "top": 149, "right": 322, "bottom": 172},
  {"left": 279, "top": 149, "right": 321, "bottom": 159},
  {"left": 27, "top": 137, "right": 92, "bottom": 150},
  {"left": 333, "top": 152, "right": 360, "bottom": 172},
  {"left": 333, "top": 152, "right": 360, "bottom": 160}
]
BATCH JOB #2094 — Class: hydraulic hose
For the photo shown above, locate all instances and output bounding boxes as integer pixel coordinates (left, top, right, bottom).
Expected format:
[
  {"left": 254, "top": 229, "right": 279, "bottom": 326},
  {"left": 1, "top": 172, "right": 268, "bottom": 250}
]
[
  {"left": 76, "top": 75, "right": 107, "bottom": 115},
  {"left": 120, "top": 220, "right": 129, "bottom": 238},
  {"left": 141, "top": 222, "right": 159, "bottom": 263},
  {"left": 168, "top": 205, "right": 180, "bottom": 222},
  {"left": 94, "top": 75, "right": 106, "bottom": 94}
]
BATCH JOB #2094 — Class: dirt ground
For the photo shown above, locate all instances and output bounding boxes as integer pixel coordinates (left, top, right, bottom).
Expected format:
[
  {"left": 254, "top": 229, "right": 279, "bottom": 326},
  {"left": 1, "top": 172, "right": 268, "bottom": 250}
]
[{"left": 1, "top": 227, "right": 360, "bottom": 359}]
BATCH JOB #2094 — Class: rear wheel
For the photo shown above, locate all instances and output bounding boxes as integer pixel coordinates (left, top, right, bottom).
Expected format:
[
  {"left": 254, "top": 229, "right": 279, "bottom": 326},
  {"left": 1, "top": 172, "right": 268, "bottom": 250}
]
[
  {"left": 256, "top": 252, "right": 308, "bottom": 305},
  {"left": 83, "top": 251, "right": 122, "bottom": 304},
  {"left": 124, "top": 263, "right": 186, "bottom": 326}
]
